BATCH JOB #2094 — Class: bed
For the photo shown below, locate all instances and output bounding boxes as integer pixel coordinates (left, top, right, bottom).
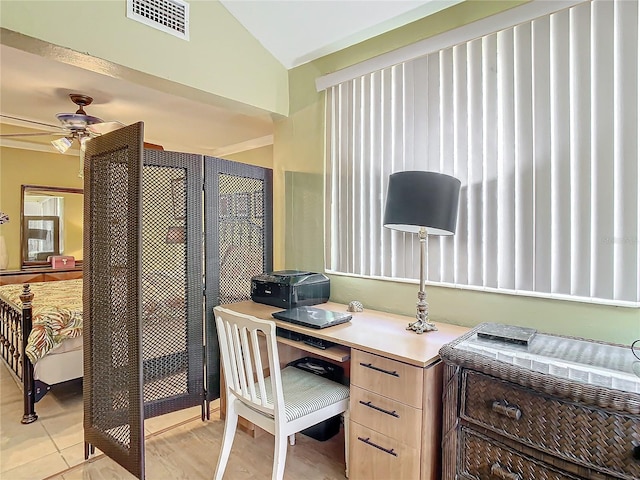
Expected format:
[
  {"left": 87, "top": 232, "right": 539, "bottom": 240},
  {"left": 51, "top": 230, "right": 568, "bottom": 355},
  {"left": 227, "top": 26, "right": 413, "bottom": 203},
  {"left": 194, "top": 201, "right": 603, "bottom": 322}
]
[
  {"left": 0, "top": 272, "right": 188, "bottom": 424},
  {"left": 0, "top": 279, "right": 83, "bottom": 423}
]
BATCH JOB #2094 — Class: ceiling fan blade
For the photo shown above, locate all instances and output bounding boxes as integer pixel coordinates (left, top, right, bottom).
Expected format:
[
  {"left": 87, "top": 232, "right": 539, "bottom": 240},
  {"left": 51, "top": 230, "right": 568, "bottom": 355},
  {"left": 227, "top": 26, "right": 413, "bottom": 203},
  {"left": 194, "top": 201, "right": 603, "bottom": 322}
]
[
  {"left": 87, "top": 121, "right": 125, "bottom": 135},
  {"left": 0, "top": 114, "right": 64, "bottom": 131},
  {"left": 0, "top": 132, "right": 67, "bottom": 138}
]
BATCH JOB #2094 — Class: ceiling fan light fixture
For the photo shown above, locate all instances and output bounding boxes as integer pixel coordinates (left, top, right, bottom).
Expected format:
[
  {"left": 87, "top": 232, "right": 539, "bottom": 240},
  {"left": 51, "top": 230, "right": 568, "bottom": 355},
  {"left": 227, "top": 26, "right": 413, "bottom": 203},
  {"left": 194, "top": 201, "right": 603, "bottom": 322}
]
[
  {"left": 55, "top": 113, "right": 104, "bottom": 130},
  {"left": 0, "top": 93, "right": 119, "bottom": 152},
  {"left": 55, "top": 94, "right": 104, "bottom": 131},
  {"left": 51, "top": 136, "right": 73, "bottom": 153}
]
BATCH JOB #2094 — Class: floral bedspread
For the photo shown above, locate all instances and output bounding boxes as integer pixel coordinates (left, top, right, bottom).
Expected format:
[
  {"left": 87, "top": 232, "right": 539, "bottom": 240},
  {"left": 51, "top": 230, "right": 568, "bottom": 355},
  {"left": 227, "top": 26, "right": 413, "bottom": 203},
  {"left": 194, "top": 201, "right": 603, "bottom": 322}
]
[
  {"left": 0, "top": 273, "right": 186, "bottom": 365},
  {"left": 0, "top": 279, "right": 83, "bottom": 364}
]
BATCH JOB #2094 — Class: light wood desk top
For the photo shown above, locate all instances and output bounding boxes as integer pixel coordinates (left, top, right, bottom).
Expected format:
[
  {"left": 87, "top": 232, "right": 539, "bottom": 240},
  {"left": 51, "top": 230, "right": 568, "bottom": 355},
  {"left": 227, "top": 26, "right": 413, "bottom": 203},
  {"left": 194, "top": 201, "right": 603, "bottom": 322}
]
[{"left": 222, "top": 301, "right": 470, "bottom": 368}]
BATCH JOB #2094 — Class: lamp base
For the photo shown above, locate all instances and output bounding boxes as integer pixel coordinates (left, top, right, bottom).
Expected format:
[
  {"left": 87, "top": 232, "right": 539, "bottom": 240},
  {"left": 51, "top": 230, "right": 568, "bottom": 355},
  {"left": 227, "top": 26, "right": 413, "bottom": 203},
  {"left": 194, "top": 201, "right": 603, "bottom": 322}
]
[
  {"left": 407, "top": 318, "right": 438, "bottom": 334},
  {"left": 407, "top": 291, "right": 438, "bottom": 334}
]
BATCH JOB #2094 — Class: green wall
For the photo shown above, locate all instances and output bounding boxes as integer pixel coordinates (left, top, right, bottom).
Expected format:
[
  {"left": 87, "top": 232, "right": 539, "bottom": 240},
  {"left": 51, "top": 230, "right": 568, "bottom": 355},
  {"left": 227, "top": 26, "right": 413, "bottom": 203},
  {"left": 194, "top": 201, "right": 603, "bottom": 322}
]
[
  {"left": 1, "top": 0, "right": 638, "bottom": 343},
  {"left": 224, "top": 144, "right": 273, "bottom": 169},
  {"left": 276, "top": 0, "right": 640, "bottom": 344},
  {"left": 0, "top": 0, "right": 288, "bottom": 116},
  {"left": 0, "top": 147, "right": 83, "bottom": 270}
]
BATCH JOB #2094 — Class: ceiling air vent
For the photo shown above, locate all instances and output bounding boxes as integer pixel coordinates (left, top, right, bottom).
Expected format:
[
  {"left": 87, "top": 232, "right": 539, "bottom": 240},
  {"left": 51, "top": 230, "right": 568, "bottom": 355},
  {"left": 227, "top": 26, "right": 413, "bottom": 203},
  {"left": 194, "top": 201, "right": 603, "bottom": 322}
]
[{"left": 127, "top": 0, "right": 189, "bottom": 41}]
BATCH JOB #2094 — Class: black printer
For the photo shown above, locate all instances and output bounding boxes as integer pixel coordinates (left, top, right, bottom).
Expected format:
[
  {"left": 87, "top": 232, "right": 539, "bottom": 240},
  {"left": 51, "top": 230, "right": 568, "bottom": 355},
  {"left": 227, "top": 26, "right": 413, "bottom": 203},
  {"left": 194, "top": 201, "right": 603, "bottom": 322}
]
[{"left": 251, "top": 270, "right": 330, "bottom": 309}]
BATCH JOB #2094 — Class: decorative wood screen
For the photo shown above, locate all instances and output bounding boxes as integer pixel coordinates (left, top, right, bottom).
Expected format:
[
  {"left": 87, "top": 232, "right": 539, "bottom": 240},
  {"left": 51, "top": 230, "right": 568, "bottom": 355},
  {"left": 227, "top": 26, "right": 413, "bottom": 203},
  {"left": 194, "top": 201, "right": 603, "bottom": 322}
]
[
  {"left": 85, "top": 129, "right": 273, "bottom": 479},
  {"left": 84, "top": 122, "right": 146, "bottom": 479},
  {"left": 204, "top": 157, "right": 273, "bottom": 407},
  {"left": 140, "top": 150, "right": 203, "bottom": 419}
]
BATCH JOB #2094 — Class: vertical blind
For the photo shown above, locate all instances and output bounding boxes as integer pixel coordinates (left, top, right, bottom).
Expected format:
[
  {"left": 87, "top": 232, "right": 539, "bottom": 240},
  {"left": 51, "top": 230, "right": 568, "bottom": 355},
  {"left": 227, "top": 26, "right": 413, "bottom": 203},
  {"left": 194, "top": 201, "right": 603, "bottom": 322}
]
[{"left": 326, "top": 0, "right": 640, "bottom": 306}]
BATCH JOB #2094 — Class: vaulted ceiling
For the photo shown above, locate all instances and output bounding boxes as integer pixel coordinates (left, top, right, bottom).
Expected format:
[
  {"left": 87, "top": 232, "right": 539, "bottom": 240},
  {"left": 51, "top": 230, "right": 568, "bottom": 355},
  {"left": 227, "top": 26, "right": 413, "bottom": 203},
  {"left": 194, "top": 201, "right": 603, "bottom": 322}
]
[
  {"left": 219, "top": 0, "right": 460, "bottom": 68},
  {"left": 0, "top": 1, "right": 458, "bottom": 157}
]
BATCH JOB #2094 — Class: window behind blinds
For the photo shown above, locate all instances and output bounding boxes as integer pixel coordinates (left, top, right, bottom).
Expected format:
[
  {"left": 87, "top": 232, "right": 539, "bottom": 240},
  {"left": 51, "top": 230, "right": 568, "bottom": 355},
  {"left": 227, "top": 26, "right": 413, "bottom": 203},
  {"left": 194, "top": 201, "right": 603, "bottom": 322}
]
[{"left": 326, "top": 0, "right": 640, "bottom": 307}]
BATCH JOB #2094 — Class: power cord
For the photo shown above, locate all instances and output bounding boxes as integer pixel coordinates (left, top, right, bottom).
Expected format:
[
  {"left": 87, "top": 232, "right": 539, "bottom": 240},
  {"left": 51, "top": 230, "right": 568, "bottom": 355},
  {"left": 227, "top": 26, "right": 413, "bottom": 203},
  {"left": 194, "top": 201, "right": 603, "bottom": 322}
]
[{"left": 632, "top": 339, "right": 640, "bottom": 379}]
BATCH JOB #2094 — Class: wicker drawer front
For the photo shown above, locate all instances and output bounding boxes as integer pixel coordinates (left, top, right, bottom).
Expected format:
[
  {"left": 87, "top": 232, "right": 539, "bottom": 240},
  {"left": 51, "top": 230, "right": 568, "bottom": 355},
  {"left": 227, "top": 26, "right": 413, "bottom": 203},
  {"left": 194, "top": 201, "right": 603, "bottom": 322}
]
[
  {"left": 462, "top": 371, "right": 640, "bottom": 480},
  {"left": 351, "top": 349, "right": 423, "bottom": 408},
  {"left": 351, "top": 385, "right": 422, "bottom": 446},
  {"left": 460, "top": 427, "right": 582, "bottom": 480},
  {"left": 349, "top": 421, "right": 420, "bottom": 480}
]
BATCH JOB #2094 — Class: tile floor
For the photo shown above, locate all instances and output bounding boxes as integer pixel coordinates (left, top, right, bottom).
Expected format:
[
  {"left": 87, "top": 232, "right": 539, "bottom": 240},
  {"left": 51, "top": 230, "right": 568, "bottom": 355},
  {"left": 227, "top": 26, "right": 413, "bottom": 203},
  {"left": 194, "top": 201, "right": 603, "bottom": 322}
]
[
  {"left": 1, "top": 363, "right": 345, "bottom": 480},
  {"left": 0, "top": 363, "right": 203, "bottom": 479}
]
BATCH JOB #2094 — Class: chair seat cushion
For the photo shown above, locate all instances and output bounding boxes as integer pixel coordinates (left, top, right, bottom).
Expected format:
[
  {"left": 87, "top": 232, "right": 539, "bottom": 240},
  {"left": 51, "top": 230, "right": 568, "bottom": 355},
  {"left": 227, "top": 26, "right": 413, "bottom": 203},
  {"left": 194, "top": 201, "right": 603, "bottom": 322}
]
[{"left": 258, "top": 366, "right": 349, "bottom": 422}]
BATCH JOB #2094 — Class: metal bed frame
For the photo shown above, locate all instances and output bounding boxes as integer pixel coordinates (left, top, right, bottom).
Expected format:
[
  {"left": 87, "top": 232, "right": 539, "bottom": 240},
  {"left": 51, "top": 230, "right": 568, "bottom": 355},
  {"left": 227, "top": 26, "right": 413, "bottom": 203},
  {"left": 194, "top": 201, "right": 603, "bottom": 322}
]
[{"left": 0, "top": 283, "right": 38, "bottom": 423}]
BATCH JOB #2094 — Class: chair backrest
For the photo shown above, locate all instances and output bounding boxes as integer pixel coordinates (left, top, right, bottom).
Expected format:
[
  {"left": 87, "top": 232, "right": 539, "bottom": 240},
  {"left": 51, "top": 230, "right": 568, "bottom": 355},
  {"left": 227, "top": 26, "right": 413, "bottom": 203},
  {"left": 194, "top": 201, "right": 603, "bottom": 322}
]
[{"left": 214, "top": 306, "right": 285, "bottom": 420}]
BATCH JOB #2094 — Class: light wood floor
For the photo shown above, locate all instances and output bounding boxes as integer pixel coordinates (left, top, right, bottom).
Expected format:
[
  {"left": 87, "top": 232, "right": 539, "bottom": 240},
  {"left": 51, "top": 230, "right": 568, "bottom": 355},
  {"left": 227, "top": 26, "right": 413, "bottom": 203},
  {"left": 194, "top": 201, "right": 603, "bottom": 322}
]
[{"left": 1, "top": 363, "right": 348, "bottom": 479}]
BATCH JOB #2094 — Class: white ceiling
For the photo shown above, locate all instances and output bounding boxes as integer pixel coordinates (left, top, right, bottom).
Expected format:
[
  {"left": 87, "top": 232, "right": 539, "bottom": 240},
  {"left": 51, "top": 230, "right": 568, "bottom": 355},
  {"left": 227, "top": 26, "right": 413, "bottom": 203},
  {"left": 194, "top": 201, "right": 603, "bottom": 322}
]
[
  {"left": 0, "top": 0, "right": 458, "bottom": 158},
  {"left": 219, "top": 0, "right": 462, "bottom": 68}
]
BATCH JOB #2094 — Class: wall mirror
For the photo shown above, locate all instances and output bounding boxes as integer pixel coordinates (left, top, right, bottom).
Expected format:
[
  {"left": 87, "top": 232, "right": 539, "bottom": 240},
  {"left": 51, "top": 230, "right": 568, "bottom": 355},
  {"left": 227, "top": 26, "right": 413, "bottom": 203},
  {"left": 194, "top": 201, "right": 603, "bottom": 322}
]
[{"left": 21, "top": 185, "right": 83, "bottom": 268}]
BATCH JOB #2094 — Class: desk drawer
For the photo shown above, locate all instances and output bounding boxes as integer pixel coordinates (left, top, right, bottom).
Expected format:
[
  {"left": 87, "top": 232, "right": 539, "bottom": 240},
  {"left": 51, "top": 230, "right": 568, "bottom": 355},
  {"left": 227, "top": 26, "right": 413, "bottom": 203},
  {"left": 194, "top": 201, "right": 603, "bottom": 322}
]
[
  {"left": 349, "top": 421, "right": 420, "bottom": 480},
  {"left": 351, "top": 385, "right": 421, "bottom": 446},
  {"left": 459, "top": 427, "right": 582, "bottom": 480},
  {"left": 351, "top": 349, "right": 423, "bottom": 408},
  {"left": 462, "top": 371, "right": 640, "bottom": 480}
]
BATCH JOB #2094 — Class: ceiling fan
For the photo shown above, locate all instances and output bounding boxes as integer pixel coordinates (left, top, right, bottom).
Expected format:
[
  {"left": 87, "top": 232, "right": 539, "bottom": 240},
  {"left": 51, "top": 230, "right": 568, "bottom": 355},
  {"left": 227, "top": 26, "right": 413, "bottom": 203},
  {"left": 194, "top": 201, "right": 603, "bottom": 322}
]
[{"left": 0, "top": 93, "right": 124, "bottom": 177}]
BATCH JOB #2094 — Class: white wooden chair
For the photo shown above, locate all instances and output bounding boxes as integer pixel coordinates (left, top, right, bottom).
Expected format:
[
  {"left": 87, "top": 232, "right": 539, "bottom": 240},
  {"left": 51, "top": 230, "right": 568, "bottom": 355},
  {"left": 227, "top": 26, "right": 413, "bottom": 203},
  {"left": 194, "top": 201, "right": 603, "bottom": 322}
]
[{"left": 213, "top": 306, "right": 350, "bottom": 480}]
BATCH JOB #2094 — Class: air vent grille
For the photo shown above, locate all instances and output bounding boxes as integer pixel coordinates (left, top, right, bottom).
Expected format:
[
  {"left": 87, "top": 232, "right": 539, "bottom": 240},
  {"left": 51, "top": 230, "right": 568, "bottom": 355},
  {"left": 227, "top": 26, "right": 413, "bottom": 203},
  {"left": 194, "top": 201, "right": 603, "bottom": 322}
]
[{"left": 127, "top": 0, "right": 189, "bottom": 41}]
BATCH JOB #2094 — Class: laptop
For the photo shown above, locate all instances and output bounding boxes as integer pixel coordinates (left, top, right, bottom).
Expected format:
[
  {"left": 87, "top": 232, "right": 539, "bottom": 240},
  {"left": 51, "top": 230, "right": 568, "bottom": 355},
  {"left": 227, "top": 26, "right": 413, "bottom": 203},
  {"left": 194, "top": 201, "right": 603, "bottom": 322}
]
[{"left": 272, "top": 306, "right": 352, "bottom": 329}]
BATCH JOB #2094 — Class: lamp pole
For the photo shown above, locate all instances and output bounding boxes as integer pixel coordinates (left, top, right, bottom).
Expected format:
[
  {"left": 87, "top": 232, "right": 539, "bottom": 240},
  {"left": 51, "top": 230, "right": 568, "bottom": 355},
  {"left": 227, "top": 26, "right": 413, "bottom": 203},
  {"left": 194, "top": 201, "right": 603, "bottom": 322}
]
[{"left": 407, "top": 227, "right": 437, "bottom": 333}]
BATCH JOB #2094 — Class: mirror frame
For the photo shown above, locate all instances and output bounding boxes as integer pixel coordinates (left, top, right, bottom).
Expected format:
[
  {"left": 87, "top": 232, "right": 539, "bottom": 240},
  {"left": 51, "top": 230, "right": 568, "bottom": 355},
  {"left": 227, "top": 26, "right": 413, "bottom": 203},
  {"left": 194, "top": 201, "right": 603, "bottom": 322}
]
[{"left": 20, "top": 185, "right": 83, "bottom": 268}]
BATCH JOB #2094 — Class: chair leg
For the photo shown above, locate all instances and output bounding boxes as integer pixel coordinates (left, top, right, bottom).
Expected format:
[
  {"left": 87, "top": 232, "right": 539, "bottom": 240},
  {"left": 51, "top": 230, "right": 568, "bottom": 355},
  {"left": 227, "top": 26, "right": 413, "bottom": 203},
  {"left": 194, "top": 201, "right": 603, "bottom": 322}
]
[
  {"left": 288, "top": 433, "right": 295, "bottom": 446},
  {"left": 272, "top": 432, "right": 288, "bottom": 480},
  {"left": 214, "top": 398, "right": 239, "bottom": 480},
  {"left": 343, "top": 409, "right": 350, "bottom": 478}
]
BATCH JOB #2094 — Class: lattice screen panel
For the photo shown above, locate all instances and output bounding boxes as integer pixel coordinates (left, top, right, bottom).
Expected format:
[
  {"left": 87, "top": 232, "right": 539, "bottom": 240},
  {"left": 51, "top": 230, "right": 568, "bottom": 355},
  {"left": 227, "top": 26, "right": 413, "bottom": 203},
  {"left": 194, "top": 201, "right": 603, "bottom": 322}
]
[
  {"left": 84, "top": 128, "right": 258, "bottom": 479},
  {"left": 90, "top": 154, "right": 133, "bottom": 449},
  {"left": 139, "top": 149, "right": 203, "bottom": 421},
  {"left": 204, "top": 157, "right": 273, "bottom": 406},
  {"left": 84, "top": 123, "right": 144, "bottom": 479},
  {"left": 217, "top": 173, "right": 266, "bottom": 304},
  {"left": 141, "top": 166, "right": 188, "bottom": 406}
]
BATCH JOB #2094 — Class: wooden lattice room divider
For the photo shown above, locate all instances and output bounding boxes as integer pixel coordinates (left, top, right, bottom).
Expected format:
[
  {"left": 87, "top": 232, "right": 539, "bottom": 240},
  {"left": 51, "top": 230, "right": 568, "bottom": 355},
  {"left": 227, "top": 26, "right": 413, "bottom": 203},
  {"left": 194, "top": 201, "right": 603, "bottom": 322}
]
[{"left": 83, "top": 123, "right": 273, "bottom": 479}]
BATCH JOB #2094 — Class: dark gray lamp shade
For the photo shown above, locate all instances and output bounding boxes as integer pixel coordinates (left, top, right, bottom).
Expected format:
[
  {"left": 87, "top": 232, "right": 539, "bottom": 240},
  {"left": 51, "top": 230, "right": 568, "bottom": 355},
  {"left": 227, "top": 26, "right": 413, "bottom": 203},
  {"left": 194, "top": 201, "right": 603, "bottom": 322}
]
[{"left": 383, "top": 171, "right": 461, "bottom": 235}]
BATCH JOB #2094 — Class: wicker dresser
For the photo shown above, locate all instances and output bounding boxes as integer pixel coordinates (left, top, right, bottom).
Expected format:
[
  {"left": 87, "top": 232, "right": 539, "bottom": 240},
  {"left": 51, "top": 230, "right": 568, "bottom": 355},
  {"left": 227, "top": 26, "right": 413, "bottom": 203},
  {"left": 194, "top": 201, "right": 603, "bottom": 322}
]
[{"left": 439, "top": 324, "right": 640, "bottom": 480}]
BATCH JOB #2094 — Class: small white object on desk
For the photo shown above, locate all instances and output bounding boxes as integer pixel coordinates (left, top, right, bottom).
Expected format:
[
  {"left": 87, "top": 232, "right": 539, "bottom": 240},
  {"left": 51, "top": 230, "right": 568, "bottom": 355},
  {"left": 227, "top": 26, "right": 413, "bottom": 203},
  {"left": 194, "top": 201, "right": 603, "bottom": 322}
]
[{"left": 347, "top": 300, "right": 363, "bottom": 312}]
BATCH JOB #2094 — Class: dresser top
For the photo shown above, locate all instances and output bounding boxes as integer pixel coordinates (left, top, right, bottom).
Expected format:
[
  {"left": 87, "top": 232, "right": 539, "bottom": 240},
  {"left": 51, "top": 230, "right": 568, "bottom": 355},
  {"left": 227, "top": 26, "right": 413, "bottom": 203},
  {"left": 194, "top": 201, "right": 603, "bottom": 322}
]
[
  {"left": 455, "top": 327, "right": 639, "bottom": 394},
  {"left": 0, "top": 266, "right": 82, "bottom": 276},
  {"left": 441, "top": 324, "right": 640, "bottom": 412}
]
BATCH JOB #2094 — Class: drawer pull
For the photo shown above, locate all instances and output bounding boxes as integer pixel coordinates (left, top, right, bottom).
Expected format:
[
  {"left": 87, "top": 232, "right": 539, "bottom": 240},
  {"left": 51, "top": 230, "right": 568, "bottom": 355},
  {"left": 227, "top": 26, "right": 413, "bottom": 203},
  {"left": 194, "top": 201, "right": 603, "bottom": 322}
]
[
  {"left": 490, "top": 462, "right": 521, "bottom": 480},
  {"left": 359, "top": 362, "right": 399, "bottom": 377},
  {"left": 357, "top": 436, "right": 398, "bottom": 457},
  {"left": 491, "top": 400, "right": 522, "bottom": 420},
  {"left": 359, "top": 400, "right": 399, "bottom": 418}
]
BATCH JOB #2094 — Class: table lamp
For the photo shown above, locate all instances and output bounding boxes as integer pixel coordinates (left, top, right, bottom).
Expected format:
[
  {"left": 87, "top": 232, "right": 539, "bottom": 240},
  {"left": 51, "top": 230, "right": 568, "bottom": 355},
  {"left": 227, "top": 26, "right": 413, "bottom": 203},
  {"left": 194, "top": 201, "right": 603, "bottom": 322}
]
[{"left": 383, "top": 171, "right": 461, "bottom": 333}]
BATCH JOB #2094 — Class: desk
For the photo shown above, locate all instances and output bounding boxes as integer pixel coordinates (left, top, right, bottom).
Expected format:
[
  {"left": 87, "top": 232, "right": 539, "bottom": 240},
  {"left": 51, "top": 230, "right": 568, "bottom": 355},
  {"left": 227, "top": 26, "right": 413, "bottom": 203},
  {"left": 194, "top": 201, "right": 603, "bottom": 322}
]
[{"left": 221, "top": 301, "right": 469, "bottom": 480}]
